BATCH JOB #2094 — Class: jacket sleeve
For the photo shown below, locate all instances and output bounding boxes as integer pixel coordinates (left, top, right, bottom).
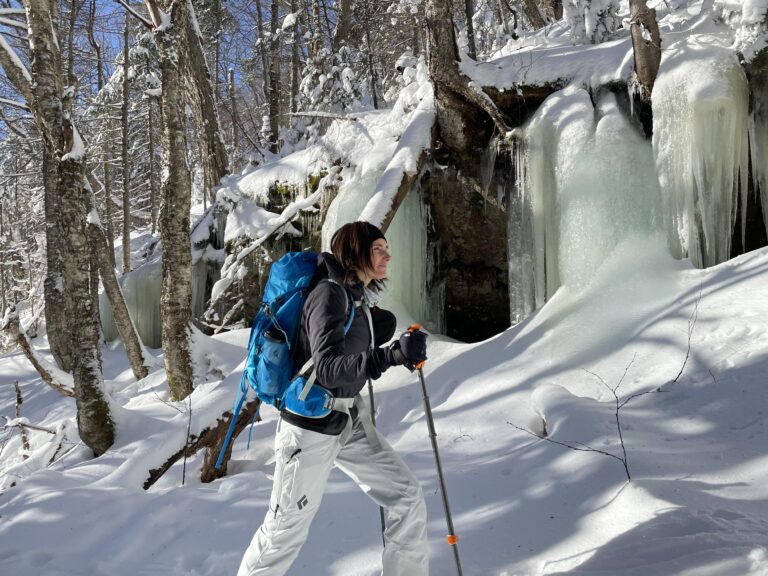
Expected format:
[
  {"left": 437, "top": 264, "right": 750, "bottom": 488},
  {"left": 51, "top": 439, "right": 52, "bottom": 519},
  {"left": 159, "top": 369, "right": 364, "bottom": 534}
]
[{"left": 304, "top": 282, "right": 390, "bottom": 395}]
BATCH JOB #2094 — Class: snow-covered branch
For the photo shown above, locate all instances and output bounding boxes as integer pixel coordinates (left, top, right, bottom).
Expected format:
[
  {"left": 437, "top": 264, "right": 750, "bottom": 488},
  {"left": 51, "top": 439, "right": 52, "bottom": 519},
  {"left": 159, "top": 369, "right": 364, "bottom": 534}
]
[{"left": 0, "top": 32, "right": 33, "bottom": 103}]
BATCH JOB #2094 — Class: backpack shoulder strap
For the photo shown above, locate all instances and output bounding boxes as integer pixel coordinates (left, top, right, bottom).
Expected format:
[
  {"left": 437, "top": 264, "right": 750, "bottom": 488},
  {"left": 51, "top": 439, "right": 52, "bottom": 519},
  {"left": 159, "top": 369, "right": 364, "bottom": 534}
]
[{"left": 296, "top": 279, "right": 355, "bottom": 401}]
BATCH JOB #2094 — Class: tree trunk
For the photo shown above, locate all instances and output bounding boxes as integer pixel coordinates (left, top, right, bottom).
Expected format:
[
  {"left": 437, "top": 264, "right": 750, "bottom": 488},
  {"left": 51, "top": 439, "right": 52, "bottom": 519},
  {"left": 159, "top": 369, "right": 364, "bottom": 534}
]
[
  {"left": 42, "top": 147, "right": 73, "bottom": 371},
  {"left": 11, "top": 0, "right": 74, "bottom": 373},
  {"left": 310, "top": 0, "right": 322, "bottom": 59},
  {"left": 148, "top": 97, "right": 158, "bottom": 235},
  {"left": 87, "top": 0, "right": 115, "bottom": 266},
  {"left": 520, "top": 0, "right": 546, "bottom": 29},
  {"left": 366, "top": 28, "right": 379, "bottom": 109},
  {"left": 229, "top": 67, "right": 239, "bottom": 153},
  {"left": 629, "top": 0, "right": 661, "bottom": 99},
  {"left": 425, "top": 0, "right": 507, "bottom": 154},
  {"left": 148, "top": 0, "right": 194, "bottom": 400},
  {"left": 541, "top": 0, "right": 563, "bottom": 21},
  {"left": 121, "top": 13, "right": 132, "bottom": 273},
  {"left": 59, "top": 144, "right": 114, "bottom": 456},
  {"left": 333, "top": 0, "right": 352, "bottom": 50},
  {"left": 629, "top": 0, "right": 661, "bottom": 137},
  {"left": 464, "top": 0, "right": 477, "bottom": 59},
  {"left": 289, "top": 0, "right": 300, "bottom": 115},
  {"left": 29, "top": 0, "right": 115, "bottom": 453},
  {"left": 255, "top": 0, "right": 270, "bottom": 101},
  {"left": 30, "top": 0, "right": 114, "bottom": 459},
  {"left": 268, "top": 0, "right": 281, "bottom": 153},
  {"left": 86, "top": 191, "right": 150, "bottom": 381},
  {"left": 186, "top": 0, "right": 229, "bottom": 199}
]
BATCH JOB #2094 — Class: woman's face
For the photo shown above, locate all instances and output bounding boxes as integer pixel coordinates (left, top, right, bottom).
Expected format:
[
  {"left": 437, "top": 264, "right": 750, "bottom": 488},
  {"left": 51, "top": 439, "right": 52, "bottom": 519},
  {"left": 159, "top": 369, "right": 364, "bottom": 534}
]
[{"left": 369, "top": 238, "right": 391, "bottom": 281}]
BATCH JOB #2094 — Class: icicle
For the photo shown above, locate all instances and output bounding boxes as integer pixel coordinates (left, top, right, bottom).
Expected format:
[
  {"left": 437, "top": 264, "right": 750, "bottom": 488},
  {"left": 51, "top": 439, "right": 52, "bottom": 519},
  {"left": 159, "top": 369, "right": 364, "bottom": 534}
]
[
  {"left": 652, "top": 40, "right": 750, "bottom": 268},
  {"left": 382, "top": 186, "right": 429, "bottom": 324}
]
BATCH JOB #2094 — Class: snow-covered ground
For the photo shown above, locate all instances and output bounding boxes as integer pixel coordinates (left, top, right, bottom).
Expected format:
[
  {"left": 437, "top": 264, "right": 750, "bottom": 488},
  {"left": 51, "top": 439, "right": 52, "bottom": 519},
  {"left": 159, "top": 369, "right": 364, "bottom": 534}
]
[
  {"left": 1, "top": 235, "right": 767, "bottom": 576},
  {"left": 3, "top": 2, "right": 768, "bottom": 574}
]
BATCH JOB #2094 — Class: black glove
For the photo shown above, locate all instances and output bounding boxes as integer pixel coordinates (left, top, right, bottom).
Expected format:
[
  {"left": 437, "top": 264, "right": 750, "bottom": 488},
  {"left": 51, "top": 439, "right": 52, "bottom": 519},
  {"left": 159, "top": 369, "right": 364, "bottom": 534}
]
[{"left": 385, "top": 329, "right": 428, "bottom": 367}]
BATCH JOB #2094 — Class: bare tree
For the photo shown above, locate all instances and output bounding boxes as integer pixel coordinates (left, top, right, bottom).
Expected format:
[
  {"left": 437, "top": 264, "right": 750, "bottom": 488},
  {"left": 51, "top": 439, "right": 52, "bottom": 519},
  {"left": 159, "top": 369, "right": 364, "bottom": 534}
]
[
  {"left": 425, "top": 0, "right": 507, "bottom": 152},
  {"left": 464, "top": 0, "right": 477, "bottom": 59},
  {"left": 23, "top": 0, "right": 114, "bottom": 455},
  {"left": 121, "top": 12, "right": 132, "bottom": 273},
  {"left": 146, "top": 0, "right": 195, "bottom": 400},
  {"left": 186, "top": 0, "right": 229, "bottom": 201},
  {"left": 629, "top": 0, "right": 661, "bottom": 100}
]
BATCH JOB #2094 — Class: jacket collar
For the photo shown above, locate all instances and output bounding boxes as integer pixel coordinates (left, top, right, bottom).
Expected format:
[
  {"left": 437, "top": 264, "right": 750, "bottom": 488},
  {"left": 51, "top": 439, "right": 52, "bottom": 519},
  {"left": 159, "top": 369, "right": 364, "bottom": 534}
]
[{"left": 317, "top": 252, "right": 365, "bottom": 300}]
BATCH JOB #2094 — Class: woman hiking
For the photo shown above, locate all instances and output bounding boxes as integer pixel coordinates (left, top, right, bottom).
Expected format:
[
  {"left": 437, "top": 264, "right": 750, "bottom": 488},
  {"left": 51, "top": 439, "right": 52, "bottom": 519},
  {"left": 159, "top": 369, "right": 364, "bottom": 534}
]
[{"left": 237, "top": 221, "right": 430, "bottom": 576}]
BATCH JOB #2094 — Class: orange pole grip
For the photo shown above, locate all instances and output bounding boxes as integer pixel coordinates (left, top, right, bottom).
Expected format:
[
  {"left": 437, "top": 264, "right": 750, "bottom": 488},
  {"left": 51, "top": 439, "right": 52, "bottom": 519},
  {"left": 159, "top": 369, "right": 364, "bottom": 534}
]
[{"left": 447, "top": 534, "right": 459, "bottom": 546}]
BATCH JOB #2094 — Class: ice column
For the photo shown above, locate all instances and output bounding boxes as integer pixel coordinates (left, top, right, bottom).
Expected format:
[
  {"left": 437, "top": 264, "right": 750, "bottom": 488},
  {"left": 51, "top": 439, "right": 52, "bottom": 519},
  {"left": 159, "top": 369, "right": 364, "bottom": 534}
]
[
  {"left": 652, "top": 40, "right": 749, "bottom": 268},
  {"left": 558, "top": 94, "right": 662, "bottom": 291},
  {"left": 99, "top": 261, "right": 162, "bottom": 348},
  {"left": 510, "top": 86, "right": 594, "bottom": 319}
]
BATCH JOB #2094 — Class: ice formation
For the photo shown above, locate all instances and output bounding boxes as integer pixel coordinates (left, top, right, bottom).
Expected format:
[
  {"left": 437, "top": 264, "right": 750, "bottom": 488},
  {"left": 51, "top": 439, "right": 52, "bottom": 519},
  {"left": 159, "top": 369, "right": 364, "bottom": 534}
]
[
  {"left": 558, "top": 95, "right": 662, "bottom": 292},
  {"left": 509, "top": 88, "right": 663, "bottom": 323},
  {"left": 100, "top": 261, "right": 162, "bottom": 348},
  {"left": 510, "top": 85, "right": 594, "bottom": 321},
  {"left": 652, "top": 39, "right": 749, "bottom": 268}
]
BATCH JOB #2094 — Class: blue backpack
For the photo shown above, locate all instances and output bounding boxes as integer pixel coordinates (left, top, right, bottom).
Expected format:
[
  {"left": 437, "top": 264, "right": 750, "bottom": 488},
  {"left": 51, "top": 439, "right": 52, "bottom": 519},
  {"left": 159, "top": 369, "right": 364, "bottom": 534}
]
[{"left": 215, "top": 251, "right": 354, "bottom": 470}]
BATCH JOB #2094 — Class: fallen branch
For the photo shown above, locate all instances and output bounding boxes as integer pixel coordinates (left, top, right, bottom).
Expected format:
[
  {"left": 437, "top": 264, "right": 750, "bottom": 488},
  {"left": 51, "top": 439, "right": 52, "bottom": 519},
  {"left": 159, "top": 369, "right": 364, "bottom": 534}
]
[
  {"left": 2, "top": 305, "right": 75, "bottom": 397},
  {"left": 1, "top": 414, "right": 56, "bottom": 436},
  {"left": 143, "top": 397, "right": 261, "bottom": 489},
  {"left": 289, "top": 111, "right": 358, "bottom": 121}
]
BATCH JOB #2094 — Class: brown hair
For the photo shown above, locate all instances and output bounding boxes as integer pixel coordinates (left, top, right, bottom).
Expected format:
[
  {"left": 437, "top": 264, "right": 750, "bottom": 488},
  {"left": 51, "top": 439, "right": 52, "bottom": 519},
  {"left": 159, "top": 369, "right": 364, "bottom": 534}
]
[{"left": 330, "top": 221, "right": 387, "bottom": 292}]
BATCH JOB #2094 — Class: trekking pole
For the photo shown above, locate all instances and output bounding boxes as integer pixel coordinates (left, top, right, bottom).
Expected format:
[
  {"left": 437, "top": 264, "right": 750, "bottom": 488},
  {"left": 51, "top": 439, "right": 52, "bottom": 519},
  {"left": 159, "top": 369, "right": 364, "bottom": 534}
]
[
  {"left": 367, "top": 378, "right": 387, "bottom": 547},
  {"left": 409, "top": 324, "right": 463, "bottom": 576}
]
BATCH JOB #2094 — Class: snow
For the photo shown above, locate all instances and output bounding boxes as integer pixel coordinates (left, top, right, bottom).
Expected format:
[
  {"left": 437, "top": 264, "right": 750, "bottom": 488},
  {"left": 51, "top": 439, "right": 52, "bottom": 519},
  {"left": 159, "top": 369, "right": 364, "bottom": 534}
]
[
  {"left": 61, "top": 123, "right": 85, "bottom": 162},
  {"left": 358, "top": 76, "right": 434, "bottom": 227},
  {"left": 3, "top": 2, "right": 768, "bottom": 574},
  {"left": 282, "top": 11, "right": 299, "bottom": 31},
  {"left": 3, "top": 236, "right": 768, "bottom": 574}
]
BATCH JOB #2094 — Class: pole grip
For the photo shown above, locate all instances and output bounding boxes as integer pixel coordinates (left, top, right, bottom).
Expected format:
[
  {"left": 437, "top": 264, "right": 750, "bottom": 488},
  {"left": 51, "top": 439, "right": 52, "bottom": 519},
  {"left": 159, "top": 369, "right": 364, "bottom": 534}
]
[
  {"left": 408, "top": 324, "right": 426, "bottom": 369},
  {"left": 447, "top": 534, "right": 459, "bottom": 545}
]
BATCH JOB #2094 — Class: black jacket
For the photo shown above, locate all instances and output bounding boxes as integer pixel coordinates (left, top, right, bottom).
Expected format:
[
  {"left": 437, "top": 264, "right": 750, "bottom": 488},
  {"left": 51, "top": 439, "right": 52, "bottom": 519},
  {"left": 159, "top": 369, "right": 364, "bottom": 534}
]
[{"left": 280, "top": 253, "right": 397, "bottom": 434}]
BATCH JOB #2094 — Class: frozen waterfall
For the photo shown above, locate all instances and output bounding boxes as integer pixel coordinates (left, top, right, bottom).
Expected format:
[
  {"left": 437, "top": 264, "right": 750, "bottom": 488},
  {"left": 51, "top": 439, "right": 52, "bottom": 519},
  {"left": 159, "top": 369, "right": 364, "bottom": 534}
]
[
  {"left": 322, "top": 171, "right": 429, "bottom": 326},
  {"left": 509, "top": 88, "right": 663, "bottom": 323},
  {"left": 652, "top": 39, "right": 750, "bottom": 268}
]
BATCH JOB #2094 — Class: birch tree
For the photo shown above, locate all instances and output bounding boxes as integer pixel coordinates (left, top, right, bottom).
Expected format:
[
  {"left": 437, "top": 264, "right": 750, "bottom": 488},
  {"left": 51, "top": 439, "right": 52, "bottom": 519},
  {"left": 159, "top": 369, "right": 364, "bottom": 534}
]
[
  {"left": 0, "top": 5, "right": 72, "bottom": 372},
  {"left": 7, "top": 0, "right": 115, "bottom": 455},
  {"left": 145, "top": 0, "right": 195, "bottom": 400}
]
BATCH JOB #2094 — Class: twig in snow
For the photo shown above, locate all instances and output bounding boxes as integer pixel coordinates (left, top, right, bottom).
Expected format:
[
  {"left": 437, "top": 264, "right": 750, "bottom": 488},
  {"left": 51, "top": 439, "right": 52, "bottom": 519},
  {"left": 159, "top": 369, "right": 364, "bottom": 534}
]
[
  {"left": 508, "top": 421, "right": 631, "bottom": 481},
  {"left": 509, "top": 355, "right": 640, "bottom": 483},
  {"left": 619, "top": 287, "right": 703, "bottom": 408},
  {"left": 152, "top": 390, "right": 186, "bottom": 414},
  {"left": 182, "top": 394, "right": 192, "bottom": 486},
  {"left": 14, "top": 381, "right": 30, "bottom": 459},
  {"left": 672, "top": 284, "right": 701, "bottom": 384}
]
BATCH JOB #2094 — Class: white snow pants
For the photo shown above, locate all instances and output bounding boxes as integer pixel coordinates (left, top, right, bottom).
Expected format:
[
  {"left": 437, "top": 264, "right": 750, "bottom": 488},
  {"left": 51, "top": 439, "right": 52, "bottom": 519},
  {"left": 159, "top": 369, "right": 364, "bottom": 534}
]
[{"left": 237, "top": 397, "right": 430, "bottom": 576}]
